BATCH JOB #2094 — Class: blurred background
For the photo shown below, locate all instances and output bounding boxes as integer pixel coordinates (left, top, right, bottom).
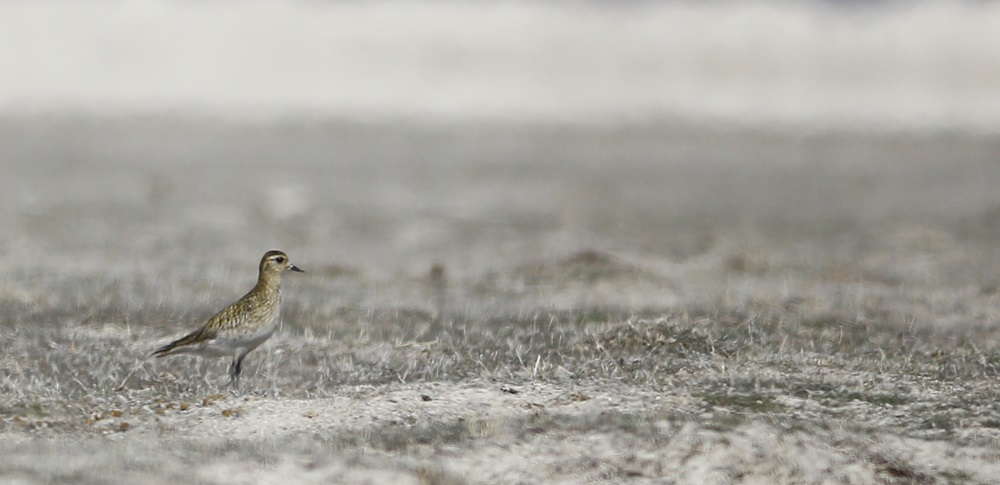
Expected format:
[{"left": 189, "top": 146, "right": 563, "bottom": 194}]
[
  {"left": 1, "top": 0, "right": 997, "bottom": 129},
  {"left": 0, "top": 0, "right": 999, "bottom": 315}
]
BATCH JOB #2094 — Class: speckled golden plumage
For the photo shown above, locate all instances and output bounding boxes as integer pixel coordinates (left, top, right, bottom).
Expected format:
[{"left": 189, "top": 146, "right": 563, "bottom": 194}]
[{"left": 153, "top": 250, "right": 304, "bottom": 387}]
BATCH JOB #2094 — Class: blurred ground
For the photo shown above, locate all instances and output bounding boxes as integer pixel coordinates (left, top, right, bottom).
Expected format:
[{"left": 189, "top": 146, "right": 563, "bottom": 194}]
[{"left": 1, "top": 117, "right": 1000, "bottom": 483}]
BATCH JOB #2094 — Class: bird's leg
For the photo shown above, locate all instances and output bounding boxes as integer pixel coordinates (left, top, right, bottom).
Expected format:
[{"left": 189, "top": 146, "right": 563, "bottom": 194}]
[
  {"left": 228, "top": 355, "right": 243, "bottom": 389},
  {"left": 229, "top": 349, "right": 252, "bottom": 390}
]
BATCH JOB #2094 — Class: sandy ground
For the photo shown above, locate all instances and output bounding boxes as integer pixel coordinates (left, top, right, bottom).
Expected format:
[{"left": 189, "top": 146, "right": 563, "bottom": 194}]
[
  {"left": 6, "top": 378, "right": 1000, "bottom": 484},
  {"left": 2, "top": 117, "right": 1000, "bottom": 484}
]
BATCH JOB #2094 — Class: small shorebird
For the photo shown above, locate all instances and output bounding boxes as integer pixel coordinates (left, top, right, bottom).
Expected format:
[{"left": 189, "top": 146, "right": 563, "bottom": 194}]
[{"left": 153, "top": 250, "right": 304, "bottom": 388}]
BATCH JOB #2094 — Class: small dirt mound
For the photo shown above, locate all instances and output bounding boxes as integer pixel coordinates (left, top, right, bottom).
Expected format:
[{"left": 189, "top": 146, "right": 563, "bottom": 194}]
[
  {"left": 589, "top": 318, "right": 740, "bottom": 359},
  {"left": 486, "top": 250, "right": 666, "bottom": 288}
]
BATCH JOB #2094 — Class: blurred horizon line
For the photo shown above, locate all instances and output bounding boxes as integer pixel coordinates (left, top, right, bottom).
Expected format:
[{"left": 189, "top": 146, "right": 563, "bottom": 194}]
[{"left": 1, "top": 1, "right": 998, "bottom": 132}]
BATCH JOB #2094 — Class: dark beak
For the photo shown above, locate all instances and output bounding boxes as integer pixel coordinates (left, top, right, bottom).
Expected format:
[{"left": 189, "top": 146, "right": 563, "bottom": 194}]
[{"left": 289, "top": 265, "right": 305, "bottom": 273}]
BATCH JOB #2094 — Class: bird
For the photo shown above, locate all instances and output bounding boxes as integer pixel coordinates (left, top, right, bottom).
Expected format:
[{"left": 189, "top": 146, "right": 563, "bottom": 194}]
[{"left": 152, "top": 250, "right": 304, "bottom": 388}]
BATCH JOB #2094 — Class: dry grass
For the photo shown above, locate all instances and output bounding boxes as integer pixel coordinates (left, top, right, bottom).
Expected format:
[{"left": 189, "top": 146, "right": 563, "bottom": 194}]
[{"left": 2, "top": 117, "right": 1000, "bottom": 484}]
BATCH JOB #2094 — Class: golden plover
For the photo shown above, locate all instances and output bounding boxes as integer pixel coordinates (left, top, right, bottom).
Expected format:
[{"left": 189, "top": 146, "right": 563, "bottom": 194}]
[{"left": 153, "top": 250, "right": 304, "bottom": 387}]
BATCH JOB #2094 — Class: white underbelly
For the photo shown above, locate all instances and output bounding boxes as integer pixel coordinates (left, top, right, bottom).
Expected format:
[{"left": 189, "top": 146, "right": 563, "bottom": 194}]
[{"left": 200, "top": 315, "right": 280, "bottom": 357}]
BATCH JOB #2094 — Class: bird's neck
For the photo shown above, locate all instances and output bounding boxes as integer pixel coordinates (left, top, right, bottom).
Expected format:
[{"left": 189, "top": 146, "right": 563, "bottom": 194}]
[{"left": 254, "top": 273, "right": 282, "bottom": 297}]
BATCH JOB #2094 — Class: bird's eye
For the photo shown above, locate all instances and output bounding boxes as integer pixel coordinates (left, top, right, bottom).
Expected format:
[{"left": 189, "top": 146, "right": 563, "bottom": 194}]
[{"left": 275, "top": 256, "right": 286, "bottom": 264}]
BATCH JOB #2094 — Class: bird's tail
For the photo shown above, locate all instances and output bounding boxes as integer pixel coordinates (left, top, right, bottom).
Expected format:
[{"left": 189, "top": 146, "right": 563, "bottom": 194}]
[
  {"left": 151, "top": 341, "right": 178, "bottom": 358},
  {"left": 151, "top": 329, "right": 212, "bottom": 358}
]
